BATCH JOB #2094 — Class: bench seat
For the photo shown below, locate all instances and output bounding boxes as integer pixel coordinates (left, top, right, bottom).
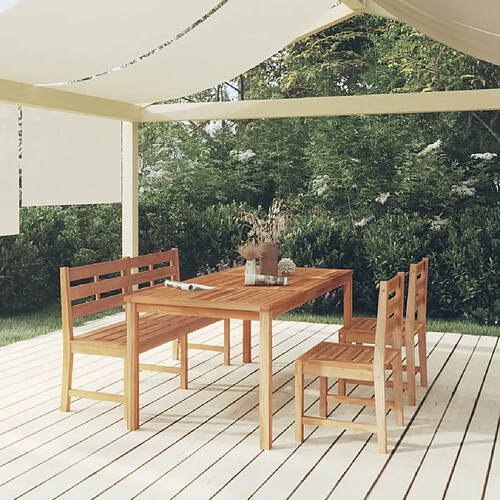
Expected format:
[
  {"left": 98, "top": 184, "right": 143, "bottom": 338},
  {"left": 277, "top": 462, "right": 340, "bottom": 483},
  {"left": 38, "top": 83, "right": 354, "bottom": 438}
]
[{"left": 73, "top": 314, "right": 218, "bottom": 356}]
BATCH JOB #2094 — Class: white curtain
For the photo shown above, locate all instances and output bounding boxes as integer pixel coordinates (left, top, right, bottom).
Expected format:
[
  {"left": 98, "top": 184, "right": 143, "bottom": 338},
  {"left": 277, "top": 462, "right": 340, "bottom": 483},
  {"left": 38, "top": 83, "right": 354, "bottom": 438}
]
[
  {"left": 0, "top": 104, "right": 19, "bottom": 235},
  {"left": 22, "top": 108, "right": 122, "bottom": 206}
]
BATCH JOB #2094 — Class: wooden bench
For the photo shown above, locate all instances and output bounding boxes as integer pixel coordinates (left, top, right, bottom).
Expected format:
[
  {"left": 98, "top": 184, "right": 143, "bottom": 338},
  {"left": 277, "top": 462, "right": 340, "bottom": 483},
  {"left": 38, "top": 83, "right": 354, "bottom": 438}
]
[{"left": 60, "top": 249, "right": 218, "bottom": 412}]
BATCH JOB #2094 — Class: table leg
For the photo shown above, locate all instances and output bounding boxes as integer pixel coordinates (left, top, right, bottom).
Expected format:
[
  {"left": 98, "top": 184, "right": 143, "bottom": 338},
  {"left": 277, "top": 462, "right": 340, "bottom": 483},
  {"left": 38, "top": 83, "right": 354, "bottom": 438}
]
[
  {"left": 126, "top": 302, "right": 140, "bottom": 430},
  {"left": 343, "top": 276, "right": 353, "bottom": 327},
  {"left": 243, "top": 320, "right": 252, "bottom": 363},
  {"left": 224, "top": 319, "right": 231, "bottom": 366},
  {"left": 259, "top": 311, "right": 273, "bottom": 450}
]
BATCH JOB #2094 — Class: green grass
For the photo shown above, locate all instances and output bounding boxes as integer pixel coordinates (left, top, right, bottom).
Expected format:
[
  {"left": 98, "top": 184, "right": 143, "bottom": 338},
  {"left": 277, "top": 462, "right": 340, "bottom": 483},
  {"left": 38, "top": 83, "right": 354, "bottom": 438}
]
[
  {"left": 279, "top": 312, "right": 500, "bottom": 337},
  {"left": 1, "top": 304, "right": 498, "bottom": 348},
  {"left": 0, "top": 303, "right": 122, "bottom": 347}
]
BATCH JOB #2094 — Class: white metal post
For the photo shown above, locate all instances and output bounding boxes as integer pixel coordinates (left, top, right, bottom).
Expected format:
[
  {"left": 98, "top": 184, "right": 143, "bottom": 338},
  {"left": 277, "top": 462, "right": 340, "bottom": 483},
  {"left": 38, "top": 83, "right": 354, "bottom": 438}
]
[{"left": 121, "top": 121, "right": 139, "bottom": 258}]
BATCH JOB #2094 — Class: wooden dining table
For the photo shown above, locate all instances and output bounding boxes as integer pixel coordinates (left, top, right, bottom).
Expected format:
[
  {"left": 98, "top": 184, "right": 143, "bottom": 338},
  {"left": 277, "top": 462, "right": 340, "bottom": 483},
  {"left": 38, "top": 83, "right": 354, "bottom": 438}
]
[{"left": 124, "top": 266, "right": 353, "bottom": 450}]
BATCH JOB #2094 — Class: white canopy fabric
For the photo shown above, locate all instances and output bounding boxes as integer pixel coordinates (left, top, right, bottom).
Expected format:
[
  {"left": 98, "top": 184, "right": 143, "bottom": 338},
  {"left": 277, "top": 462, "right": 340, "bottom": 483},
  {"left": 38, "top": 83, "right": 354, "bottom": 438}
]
[
  {"left": 0, "top": 104, "right": 19, "bottom": 235},
  {"left": 0, "top": 1, "right": 497, "bottom": 111},
  {"left": 0, "top": 0, "right": 221, "bottom": 84},
  {"left": 373, "top": 0, "right": 500, "bottom": 66},
  {"left": 22, "top": 108, "right": 122, "bottom": 206},
  {"left": 49, "top": 0, "right": 336, "bottom": 104}
]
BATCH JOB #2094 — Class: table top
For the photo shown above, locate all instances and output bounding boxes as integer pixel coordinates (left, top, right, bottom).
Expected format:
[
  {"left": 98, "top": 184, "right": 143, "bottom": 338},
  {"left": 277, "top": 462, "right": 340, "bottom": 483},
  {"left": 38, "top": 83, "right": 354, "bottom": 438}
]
[{"left": 124, "top": 267, "right": 352, "bottom": 319}]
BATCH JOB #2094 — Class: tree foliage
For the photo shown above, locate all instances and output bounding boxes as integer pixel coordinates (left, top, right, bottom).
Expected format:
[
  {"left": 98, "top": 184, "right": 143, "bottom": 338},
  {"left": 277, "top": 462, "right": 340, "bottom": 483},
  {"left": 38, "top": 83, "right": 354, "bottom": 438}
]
[{"left": 1, "top": 16, "right": 499, "bottom": 322}]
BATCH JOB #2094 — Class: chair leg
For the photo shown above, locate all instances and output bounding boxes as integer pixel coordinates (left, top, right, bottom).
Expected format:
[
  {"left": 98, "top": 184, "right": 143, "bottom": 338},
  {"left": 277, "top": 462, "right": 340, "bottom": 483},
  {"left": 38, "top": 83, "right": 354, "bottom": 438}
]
[
  {"left": 223, "top": 319, "right": 231, "bottom": 366},
  {"left": 374, "top": 372, "right": 387, "bottom": 454},
  {"left": 392, "top": 357, "right": 404, "bottom": 427},
  {"left": 180, "top": 335, "right": 188, "bottom": 389},
  {"left": 295, "top": 361, "right": 304, "bottom": 442},
  {"left": 60, "top": 349, "right": 74, "bottom": 412},
  {"left": 319, "top": 376, "right": 328, "bottom": 417},
  {"left": 418, "top": 329, "right": 428, "bottom": 387},
  {"left": 172, "top": 339, "right": 180, "bottom": 361},
  {"left": 405, "top": 336, "right": 417, "bottom": 406}
]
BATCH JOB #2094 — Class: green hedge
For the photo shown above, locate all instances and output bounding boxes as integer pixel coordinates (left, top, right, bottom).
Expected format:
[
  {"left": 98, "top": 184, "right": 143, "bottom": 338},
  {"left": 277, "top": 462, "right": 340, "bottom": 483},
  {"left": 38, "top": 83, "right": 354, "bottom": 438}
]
[
  {"left": 0, "top": 205, "right": 121, "bottom": 315},
  {"left": 0, "top": 202, "right": 498, "bottom": 324}
]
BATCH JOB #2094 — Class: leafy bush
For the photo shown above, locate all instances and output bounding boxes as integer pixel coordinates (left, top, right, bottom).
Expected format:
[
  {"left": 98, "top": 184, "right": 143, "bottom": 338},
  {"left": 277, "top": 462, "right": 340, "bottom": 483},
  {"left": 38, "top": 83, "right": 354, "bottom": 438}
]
[
  {"left": 140, "top": 197, "right": 241, "bottom": 279},
  {"left": 0, "top": 205, "right": 121, "bottom": 315}
]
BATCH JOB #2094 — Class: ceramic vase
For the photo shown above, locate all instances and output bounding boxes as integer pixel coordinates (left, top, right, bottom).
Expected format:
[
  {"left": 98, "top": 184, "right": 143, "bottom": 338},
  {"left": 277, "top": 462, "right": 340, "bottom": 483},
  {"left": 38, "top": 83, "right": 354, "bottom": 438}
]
[
  {"left": 259, "top": 242, "right": 278, "bottom": 276},
  {"left": 245, "top": 259, "right": 258, "bottom": 275}
]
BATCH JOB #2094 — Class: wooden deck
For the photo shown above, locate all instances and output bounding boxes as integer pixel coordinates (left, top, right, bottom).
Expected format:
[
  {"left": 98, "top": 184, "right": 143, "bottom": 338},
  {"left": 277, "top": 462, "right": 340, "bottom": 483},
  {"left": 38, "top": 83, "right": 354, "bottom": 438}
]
[{"left": 0, "top": 317, "right": 498, "bottom": 499}]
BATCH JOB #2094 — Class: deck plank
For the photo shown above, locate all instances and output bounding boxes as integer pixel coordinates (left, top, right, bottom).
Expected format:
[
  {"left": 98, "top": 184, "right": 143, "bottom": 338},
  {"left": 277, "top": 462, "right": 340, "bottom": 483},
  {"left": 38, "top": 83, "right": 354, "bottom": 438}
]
[
  {"left": 0, "top": 322, "right": 498, "bottom": 500},
  {"left": 131, "top": 325, "right": 339, "bottom": 500},
  {"left": 4, "top": 321, "right": 315, "bottom": 498},
  {"left": 483, "top": 413, "right": 500, "bottom": 500},
  {"left": 55, "top": 322, "right": 327, "bottom": 500},
  {"left": 280, "top": 332, "right": 444, "bottom": 500},
  {"left": 233, "top": 334, "right": 443, "bottom": 500},
  {"left": 0, "top": 322, "right": 247, "bottom": 496},
  {"left": 445, "top": 338, "right": 499, "bottom": 499},
  {"left": 407, "top": 336, "right": 497, "bottom": 499},
  {"left": 366, "top": 334, "right": 478, "bottom": 499}
]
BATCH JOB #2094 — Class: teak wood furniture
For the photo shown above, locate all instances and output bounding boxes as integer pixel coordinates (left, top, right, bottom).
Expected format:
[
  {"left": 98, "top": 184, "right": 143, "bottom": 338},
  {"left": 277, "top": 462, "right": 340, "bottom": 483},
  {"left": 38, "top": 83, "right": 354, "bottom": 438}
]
[
  {"left": 337, "top": 258, "right": 429, "bottom": 406},
  {"left": 60, "top": 249, "right": 217, "bottom": 412},
  {"left": 295, "top": 272, "right": 405, "bottom": 454},
  {"left": 124, "top": 266, "right": 353, "bottom": 450}
]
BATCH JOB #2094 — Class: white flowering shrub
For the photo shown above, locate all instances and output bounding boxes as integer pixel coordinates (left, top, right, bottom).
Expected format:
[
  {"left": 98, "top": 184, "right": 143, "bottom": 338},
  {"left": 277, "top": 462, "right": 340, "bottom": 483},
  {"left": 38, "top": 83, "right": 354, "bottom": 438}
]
[
  {"left": 311, "top": 175, "right": 329, "bottom": 196},
  {"left": 470, "top": 153, "right": 497, "bottom": 161},
  {"left": 451, "top": 180, "right": 476, "bottom": 197},
  {"left": 417, "top": 139, "right": 443, "bottom": 156},
  {"left": 375, "top": 192, "right": 390, "bottom": 204}
]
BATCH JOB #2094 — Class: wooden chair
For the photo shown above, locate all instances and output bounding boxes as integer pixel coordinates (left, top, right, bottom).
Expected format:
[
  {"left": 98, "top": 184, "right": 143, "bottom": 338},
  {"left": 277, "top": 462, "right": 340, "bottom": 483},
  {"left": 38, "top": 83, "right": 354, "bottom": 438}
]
[
  {"left": 60, "top": 249, "right": 214, "bottom": 413},
  {"left": 338, "top": 258, "right": 429, "bottom": 406},
  {"left": 295, "top": 273, "right": 405, "bottom": 454}
]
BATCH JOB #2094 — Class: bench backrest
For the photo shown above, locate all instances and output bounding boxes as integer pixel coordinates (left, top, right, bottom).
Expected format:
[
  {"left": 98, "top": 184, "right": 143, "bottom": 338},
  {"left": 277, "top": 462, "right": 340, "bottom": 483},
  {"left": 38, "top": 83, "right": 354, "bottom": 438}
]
[
  {"left": 60, "top": 248, "right": 180, "bottom": 340},
  {"left": 128, "top": 249, "right": 180, "bottom": 291}
]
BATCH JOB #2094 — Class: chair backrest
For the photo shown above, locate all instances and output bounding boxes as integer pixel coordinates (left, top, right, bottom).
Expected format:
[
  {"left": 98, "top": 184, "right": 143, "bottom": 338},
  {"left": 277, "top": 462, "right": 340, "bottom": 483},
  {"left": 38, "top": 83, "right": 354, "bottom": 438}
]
[
  {"left": 374, "top": 272, "right": 405, "bottom": 366},
  {"left": 128, "top": 249, "right": 180, "bottom": 290},
  {"left": 60, "top": 257, "right": 130, "bottom": 341},
  {"left": 406, "top": 258, "right": 429, "bottom": 333}
]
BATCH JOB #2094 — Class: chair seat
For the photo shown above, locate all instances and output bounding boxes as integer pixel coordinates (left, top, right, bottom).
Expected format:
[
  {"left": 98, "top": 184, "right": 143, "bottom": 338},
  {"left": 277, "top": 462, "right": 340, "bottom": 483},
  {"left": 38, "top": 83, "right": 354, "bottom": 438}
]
[
  {"left": 73, "top": 313, "right": 217, "bottom": 356},
  {"left": 340, "top": 317, "right": 425, "bottom": 344},
  {"left": 297, "top": 341, "right": 400, "bottom": 369}
]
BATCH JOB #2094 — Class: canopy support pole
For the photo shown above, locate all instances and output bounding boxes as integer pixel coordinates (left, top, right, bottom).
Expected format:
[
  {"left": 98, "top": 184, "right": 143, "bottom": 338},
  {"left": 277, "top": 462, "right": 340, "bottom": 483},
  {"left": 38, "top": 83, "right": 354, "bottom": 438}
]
[{"left": 122, "top": 121, "right": 139, "bottom": 258}]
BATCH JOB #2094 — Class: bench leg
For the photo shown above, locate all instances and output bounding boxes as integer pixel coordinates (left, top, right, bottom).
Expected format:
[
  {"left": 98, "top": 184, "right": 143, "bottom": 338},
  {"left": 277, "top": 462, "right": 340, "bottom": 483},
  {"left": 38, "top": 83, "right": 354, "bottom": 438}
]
[
  {"left": 61, "top": 349, "right": 73, "bottom": 412},
  {"left": 224, "top": 319, "right": 231, "bottom": 366},
  {"left": 123, "top": 357, "right": 128, "bottom": 421},
  {"left": 172, "top": 338, "right": 180, "bottom": 361},
  {"left": 180, "top": 335, "right": 188, "bottom": 389}
]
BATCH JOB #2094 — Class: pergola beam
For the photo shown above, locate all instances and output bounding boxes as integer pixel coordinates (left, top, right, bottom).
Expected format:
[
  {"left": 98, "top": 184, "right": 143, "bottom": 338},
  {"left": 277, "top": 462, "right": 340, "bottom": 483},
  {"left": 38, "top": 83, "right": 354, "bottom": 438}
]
[
  {"left": 141, "top": 89, "right": 500, "bottom": 122},
  {"left": 0, "top": 79, "right": 142, "bottom": 121}
]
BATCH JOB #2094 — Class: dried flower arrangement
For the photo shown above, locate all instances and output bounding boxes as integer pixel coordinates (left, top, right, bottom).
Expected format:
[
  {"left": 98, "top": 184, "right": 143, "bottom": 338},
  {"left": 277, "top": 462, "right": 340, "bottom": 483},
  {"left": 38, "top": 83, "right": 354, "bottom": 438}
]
[
  {"left": 278, "top": 258, "right": 296, "bottom": 276},
  {"left": 236, "top": 242, "right": 264, "bottom": 261},
  {"left": 239, "top": 199, "right": 288, "bottom": 245}
]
